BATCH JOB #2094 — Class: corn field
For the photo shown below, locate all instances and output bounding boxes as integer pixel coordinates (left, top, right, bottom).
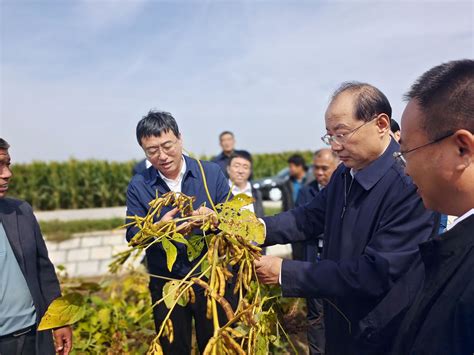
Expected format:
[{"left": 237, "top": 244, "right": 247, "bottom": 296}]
[
  {"left": 9, "top": 160, "right": 136, "bottom": 210},
  {"left": 9, "top": 151, "right": 314, "bottom": 210}
]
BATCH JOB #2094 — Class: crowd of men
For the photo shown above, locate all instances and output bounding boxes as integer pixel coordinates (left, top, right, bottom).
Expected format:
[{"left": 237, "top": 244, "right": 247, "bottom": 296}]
[{"left": 0, "top": 59, "right": 472, "bottom": 355}]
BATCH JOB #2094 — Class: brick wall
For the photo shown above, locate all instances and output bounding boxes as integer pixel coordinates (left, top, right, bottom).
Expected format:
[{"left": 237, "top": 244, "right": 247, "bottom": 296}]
[{"left": 45, "top": 230, "right": 137, "bottom": 277}]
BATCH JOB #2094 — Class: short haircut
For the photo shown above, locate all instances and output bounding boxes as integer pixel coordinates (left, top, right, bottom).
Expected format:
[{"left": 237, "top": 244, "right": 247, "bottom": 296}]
[
  {"left": 228, "top": 151, "right": 253, "bottom": 166},
  {"left": 288, "top": 154, "right": 306, "bottom": 169},
  {"left": 0, "top": 138, "right": 10, "bottom": 150},
  {"left": 136, "top": 110, "right": 180, "bottom": 146},
  {"left": 390, "top": 119, "right": 400, "bottom": 133},
  {"left": 405, "top": 59, "right": 474, "bottom": 139},
  {"left": 314, "top": 148, "right": 339, "bottom": 160},
  {"left": 219, "top": 131, "right": 234, "bottom": 140},
  {"left": 332, "top": 81, "right": 392, "bottom": 122}
]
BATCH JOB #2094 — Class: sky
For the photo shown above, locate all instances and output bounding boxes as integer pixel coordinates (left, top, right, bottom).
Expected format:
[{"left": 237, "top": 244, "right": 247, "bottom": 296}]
[{"left": 1, "top": 0, "right": 473, "bottom": 163}]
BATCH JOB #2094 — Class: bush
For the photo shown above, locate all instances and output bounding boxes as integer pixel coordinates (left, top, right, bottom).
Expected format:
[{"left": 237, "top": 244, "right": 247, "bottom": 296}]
[{"left": 58, "top": 269, "right": 156, "bottom": 354}]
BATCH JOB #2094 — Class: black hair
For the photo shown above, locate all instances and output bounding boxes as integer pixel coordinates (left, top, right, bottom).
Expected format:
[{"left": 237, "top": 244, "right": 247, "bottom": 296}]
[
  {"left": 390, "top": 119, "right": 400, "bottom": 133},
  {"left": 136, "top": 110, "right": 180, "bottom": 146},
  {"left": 288, "top": 154, "right": 307, "bottom": 170},
  {"left": 332, "top": 81, "right": 392, "bottom": 122},
  {"left": 219, "top": 131, "right": 234, "bottom": 140},
  {"left": 228, "top": 151, "right": 253, "bottom": 166},
  {"left": 0, "top": 138, "right": 10, "bottom": 150},
  {"left": 405, "top": 59, "right": 474, "bottom": 139}
]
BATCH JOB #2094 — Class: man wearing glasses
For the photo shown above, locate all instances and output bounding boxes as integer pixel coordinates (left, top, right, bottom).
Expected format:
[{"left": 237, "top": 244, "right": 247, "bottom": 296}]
[
  {"left": 390, "top": 60, "right": 474, "bottom": 354},
  {"left": 126, "top": 111, "right": 231, "bottom": 355},
  {"left": 255, "top": 82, "right": 438, "bottom": 355}
]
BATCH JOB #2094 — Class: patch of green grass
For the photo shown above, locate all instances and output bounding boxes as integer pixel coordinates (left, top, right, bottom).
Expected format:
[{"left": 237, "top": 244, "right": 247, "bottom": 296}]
[
  {"left": 264, "top": 207, "right": 282, "bottom": 216},
  {"left": 40, "top": 218, "right": 125, "bottom": 242}
]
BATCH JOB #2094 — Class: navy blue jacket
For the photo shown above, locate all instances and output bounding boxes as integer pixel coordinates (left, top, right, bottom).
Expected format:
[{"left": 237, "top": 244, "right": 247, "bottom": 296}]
[
  {"left": 295, "top": 180, "right": 321, "bottom": 207},
  {"left": 262, "top": 139, "right": 438, "bottom": 355},
  {"left": 126, "top": 155, "right": 230, "bottom": 278},
  {"left": 295, "top": 180, "right": 322, "bottom": 262}
]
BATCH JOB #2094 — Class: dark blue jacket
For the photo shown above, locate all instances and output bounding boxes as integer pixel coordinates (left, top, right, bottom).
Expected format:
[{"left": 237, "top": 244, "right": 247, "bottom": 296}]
[
  {"left": 295, "top": 180, "right": 322, "bottom": 262},
  {"left": 262, "top": 139, "right": 438, "bottom": 355},
  {"left": 126, "top": 155, "right": 230, "bottom": 278},
  {"left": 296, "top": 180, "right": 321, "bottom": 206}
]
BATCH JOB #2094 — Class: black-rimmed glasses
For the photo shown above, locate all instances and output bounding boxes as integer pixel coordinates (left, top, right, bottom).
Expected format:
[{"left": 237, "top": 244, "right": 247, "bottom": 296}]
[{"left": 393, "top": 132, "right": 454, "bottom": 167}]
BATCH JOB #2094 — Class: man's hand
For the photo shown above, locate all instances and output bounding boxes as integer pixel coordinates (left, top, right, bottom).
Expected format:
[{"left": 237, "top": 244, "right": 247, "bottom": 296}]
[
  {"left": 192, "top": 206, "right": 219, "bottom": 228},
  {"left": 53, "top": 326, "right": 72, "bottom": 355},
  {"left": 254, "top": 255, "right": 283, "bottom": 285},
  {"left": 160, "top": 207, "right": 179, "bottom": 223}
]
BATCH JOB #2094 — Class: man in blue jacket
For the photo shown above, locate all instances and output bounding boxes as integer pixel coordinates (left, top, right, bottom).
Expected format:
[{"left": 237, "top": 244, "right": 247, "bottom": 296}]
[
  {"left": 255, "top": 83, "right": 438, "bottom": 355},
  {"left": 126, "top": 111, "right": 231, "bottom": 355}
]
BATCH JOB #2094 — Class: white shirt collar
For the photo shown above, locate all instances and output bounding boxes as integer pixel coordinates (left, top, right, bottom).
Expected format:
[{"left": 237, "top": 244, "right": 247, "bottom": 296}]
[
  {"left": 158, "top": 156, "right": 186, "bottom": 192},
  {"left": 446, "top": 208, "right": 474, "bottom": 231},
  {"left": 229, "top": 180, "right": 255, "bottom": 213},
  {"left": 229, "top": 180, "right": 252, "bottom": 197}
]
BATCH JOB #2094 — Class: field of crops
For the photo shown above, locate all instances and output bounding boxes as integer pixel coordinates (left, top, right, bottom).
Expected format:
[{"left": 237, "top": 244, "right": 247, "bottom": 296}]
[{"left": 9, "top": 151, "right": 314, "bottom": 210}]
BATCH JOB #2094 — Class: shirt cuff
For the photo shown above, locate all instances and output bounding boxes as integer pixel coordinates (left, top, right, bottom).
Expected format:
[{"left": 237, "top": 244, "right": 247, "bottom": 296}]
[
  {"left": 278, "top": 259, "right": 283, "bottom": 285},
  {"left": 258, "top": 218, "right": 267, "bottom": 238}
]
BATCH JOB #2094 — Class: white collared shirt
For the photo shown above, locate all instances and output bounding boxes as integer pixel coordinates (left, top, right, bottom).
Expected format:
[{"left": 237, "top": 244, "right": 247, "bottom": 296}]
[
  {"left": 158, "top": 156, "right": 186, "bottom": 193},
  {"left": 446, "top": 208, "right": 474, "bottom": 231},
  {"left": 229, "top": 180, "right": 255, "bottom": 213}
]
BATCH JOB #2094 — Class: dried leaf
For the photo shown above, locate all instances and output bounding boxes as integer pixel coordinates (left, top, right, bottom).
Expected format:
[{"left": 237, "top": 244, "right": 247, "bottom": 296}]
[{"left": 218, "top": 208, "right": 265, "bottom": 244}]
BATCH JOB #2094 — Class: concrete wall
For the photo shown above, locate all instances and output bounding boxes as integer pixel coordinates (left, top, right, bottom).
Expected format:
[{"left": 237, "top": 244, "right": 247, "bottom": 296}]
[{"left": 45, "top": 230, "right": 133, "bottom": 277}]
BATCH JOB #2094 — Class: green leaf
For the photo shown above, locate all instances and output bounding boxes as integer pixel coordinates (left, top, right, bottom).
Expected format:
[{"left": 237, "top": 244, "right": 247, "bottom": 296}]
[
  {"left": 97, "top": 308, "right": 111, "bottom": 328},
  {"left": 255, "top": 334, "right": 268, "bottom": 355},
  {"left": 201, "top": 258, "right": 211, "bottom": 278},
  {"left": 38, "top": 293, "right": 86, "bottom": 330},
  {"left": 162, "top": 280, "right": 189, "bottom": 308},
  {"left": 162, "top": 238, "right": 177, "bottom": 272},
  {"left": 187, "top": 235, "right": 204, "bottom": 262},
  {"left": 218, "top": 193, "right": 254, "bottom": 210},
  {"left": 172, "top": 232, "right": 188, "bottom": 245}
]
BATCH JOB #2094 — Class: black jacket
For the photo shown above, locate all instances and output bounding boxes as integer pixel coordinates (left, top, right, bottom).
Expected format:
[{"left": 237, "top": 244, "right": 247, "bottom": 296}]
[
  {"left": 281, "top": 175, "right": 309, "bottom": 212},
  {"left": 390, "top": 214, "right": 474, "bottom": 355},
  {"left": 262, "top": 139, "right": 438, "bottom": 355},
  {"left": 0, "top": 198, "right": 61, "bottom": 355}
]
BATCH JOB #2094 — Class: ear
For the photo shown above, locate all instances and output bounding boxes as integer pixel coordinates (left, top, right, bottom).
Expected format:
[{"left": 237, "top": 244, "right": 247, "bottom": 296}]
[
  {"left": 376, "top": 114, "right": 391, "bottom": 133},
  {"left": 454, "top": 129, "right": 473, "bottom": 171}
]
